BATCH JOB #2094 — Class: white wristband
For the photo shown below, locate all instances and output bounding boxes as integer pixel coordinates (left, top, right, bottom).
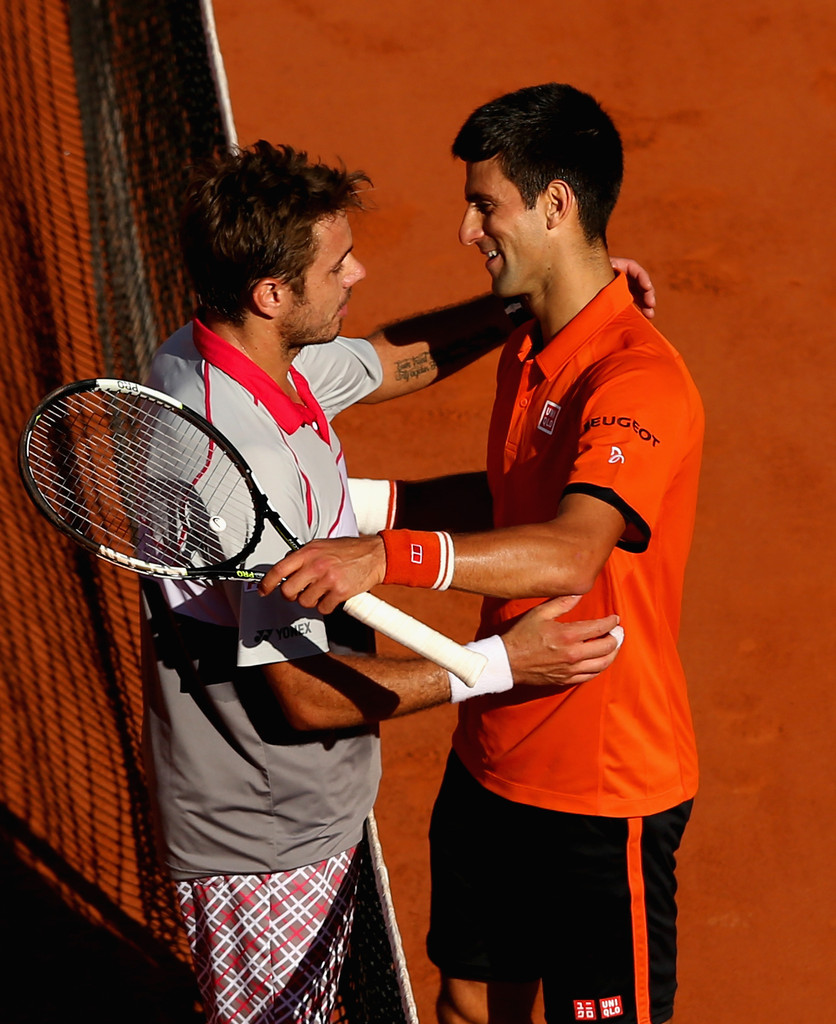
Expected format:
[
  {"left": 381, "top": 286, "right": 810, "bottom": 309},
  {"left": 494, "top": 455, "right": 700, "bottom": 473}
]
[
  {"left": 448, "top": 634, "right": 513, "bottom": 703},
  {"left": 347, "top": 478, "right": 398, "bottom": 534}
]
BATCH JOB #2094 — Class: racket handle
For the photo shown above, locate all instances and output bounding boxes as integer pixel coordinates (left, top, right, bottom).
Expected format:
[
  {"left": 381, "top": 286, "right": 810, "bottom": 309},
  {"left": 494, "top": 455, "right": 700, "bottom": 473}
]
[{"left": 343, "top": 592, "right": 487, "bottom": 687}]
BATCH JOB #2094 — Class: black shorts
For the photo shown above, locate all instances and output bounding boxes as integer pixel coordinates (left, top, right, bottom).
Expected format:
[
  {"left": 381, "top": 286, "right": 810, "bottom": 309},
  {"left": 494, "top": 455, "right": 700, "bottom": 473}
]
[{"left": 427, "top": 752, "right": 692, "bottom": 1024}]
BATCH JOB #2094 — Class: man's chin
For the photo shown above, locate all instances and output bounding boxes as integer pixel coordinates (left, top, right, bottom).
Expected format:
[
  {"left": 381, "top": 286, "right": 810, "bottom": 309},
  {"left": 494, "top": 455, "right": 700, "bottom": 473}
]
[
  {"left": 491, "top": 279, "right": 516, "bottom": 299},
  {"left": 284, "top": 326, "right": 341, "bottom": 351}
]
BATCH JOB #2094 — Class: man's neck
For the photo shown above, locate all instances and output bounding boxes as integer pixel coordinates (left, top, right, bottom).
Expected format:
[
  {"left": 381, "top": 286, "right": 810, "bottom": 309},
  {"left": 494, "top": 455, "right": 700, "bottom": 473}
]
[
  {"left": 200, "top": 313, "right": 298, "bottom": 398},
  {"left": 527, "top": 246, "right": 615, "bottom": 345}
]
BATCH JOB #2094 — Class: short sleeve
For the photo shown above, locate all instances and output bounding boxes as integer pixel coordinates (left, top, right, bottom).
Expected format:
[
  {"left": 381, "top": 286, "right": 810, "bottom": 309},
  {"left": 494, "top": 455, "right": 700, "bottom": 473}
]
[
  {"left": 293, "top": 336, "right": 384, "bottom": 419},
  {"left": 564, "top": 354, "right": 702, "bottom": 552}
]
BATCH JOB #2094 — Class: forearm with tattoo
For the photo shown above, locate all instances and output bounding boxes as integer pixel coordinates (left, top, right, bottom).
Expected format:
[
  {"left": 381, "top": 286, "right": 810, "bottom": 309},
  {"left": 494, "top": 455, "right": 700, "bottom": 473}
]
[
  {"left": 394, "top": 350, "right": 437, "bottom": 384},
  {"left": 364, "top": 294, "right": 512, "bottom": 402}
]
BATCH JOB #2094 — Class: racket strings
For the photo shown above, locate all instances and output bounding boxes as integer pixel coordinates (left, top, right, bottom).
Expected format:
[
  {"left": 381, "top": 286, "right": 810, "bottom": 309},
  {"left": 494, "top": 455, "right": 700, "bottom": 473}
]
[{"left": 27, "top": 390, "right": 259, "bottom": 572}]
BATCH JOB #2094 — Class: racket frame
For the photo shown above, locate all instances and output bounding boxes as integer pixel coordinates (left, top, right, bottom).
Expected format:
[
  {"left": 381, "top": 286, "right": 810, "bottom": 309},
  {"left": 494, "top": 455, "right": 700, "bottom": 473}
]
[
  {"left": 19, "top": 378, "right": 488, "bottom": 685},
  {"left": 18, "top": 377, "right": 304, "bottom": 581}
]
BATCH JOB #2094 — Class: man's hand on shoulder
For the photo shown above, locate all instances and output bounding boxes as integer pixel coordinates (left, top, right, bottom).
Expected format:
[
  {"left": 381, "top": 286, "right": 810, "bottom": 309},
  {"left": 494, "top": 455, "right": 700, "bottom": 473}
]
[{"left": 611, "top": 257, "right": 656, "bottom": 320}]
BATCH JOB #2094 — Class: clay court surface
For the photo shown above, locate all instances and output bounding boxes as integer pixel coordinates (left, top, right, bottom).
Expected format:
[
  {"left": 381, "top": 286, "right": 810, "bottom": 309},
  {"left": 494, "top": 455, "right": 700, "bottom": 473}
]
[
  {"left": 204, "top": 2, "right": 836, "bottom": 1020},
  {"left": 5, "top": 2, "right": 834, "bottom": 1021}
]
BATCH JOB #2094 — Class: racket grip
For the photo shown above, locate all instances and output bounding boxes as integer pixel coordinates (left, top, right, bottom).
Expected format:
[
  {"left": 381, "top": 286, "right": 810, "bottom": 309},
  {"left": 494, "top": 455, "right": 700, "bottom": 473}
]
[{"left": 343, "top": 592, "right": 487, "bottom": 687}]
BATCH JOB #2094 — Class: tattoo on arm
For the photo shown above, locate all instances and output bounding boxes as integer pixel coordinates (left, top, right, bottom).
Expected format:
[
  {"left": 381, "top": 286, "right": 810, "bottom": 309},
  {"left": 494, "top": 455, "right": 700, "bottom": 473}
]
[
  {"left": 399, "top": 326, "right": 505, "bottom": 382},
  {"left": 394, "top": 350, "right": 437, "bottom": 382}
]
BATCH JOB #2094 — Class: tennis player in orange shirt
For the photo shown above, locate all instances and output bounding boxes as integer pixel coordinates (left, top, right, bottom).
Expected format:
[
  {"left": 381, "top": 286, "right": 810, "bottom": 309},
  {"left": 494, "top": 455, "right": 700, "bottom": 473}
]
[{"left": 261, "top": 83, "right": 702, "bottom": 1024}]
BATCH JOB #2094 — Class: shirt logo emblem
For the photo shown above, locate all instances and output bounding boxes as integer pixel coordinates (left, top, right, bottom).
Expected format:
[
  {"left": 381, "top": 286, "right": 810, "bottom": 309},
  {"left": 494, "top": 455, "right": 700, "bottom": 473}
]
[
  {"left": 608, "top": 445, "right": 625, "bottom": 464},
  {"left": 537, "top": 400, "right": 561, "bottom": 435}
]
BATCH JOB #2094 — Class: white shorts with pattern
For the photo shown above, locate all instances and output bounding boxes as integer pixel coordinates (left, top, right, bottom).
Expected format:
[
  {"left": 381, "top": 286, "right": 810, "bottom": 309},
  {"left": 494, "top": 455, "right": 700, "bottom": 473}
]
[{"left": 175, "top": 846, "right": 359, "bottom": 1024}]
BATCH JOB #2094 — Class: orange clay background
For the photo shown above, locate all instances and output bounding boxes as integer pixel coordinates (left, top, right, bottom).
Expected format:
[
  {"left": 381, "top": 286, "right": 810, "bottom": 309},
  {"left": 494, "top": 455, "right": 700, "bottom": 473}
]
[{"left": 210, "top": 2, "right": 836, "bottom": 1021}]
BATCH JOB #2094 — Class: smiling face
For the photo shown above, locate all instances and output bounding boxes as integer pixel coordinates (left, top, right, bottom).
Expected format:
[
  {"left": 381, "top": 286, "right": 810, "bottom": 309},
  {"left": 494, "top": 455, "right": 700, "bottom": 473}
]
[
  {"left": 281, "top": 212, "right": 366, "bottom": 349},
  {"left": 458, "top": 157, "right": 549, "bottom": 300}
]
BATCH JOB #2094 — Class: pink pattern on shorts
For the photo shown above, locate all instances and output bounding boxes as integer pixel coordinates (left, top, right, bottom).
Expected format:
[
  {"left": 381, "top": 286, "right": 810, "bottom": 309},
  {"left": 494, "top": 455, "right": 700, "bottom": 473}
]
[{"left": 176, "top": 847, "right": 359, "bottom": 1023}]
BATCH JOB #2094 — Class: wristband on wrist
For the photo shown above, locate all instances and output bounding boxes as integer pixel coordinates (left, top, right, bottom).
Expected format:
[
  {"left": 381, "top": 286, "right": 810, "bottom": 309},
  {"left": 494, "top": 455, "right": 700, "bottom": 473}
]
[
  {"left": 347, "top": 478, "right": 401, "bottom": 534},
  {"left": 379, "top": 529, "right": 455, "bottom": 590},
  {"left": 448, "top": 634, "right": 513, "bottom": 703}
]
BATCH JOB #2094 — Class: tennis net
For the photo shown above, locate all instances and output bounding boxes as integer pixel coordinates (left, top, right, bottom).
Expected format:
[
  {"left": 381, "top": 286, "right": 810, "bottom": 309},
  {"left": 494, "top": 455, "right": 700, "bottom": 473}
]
[{"left": 0, "top": 1, "right": 415, "bottom": 1019}]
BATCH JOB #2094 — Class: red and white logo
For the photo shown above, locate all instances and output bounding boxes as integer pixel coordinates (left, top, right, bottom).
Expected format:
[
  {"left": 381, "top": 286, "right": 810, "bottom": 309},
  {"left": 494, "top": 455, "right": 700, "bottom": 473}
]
[
  {"left": 608, "top": 445, "right": 625, "bottom": 464},
  {"left": 572, "top": 996, "right": 624, "bottom": 1020},
  {"left": 537, "top": 400, "right": 561, "bottom": 435},
  {"left": 574, "top": 1000, "right": 597, "bottom": 1020},
  {"left": 410, "top": 543, "right": 424, "bottom": 564}
]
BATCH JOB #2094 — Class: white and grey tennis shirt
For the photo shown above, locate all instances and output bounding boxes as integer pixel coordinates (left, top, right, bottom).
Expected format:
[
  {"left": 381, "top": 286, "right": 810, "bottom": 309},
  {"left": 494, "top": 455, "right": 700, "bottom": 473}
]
[{"left": 141, "top": 319, "right": 385, "bottom": 879}]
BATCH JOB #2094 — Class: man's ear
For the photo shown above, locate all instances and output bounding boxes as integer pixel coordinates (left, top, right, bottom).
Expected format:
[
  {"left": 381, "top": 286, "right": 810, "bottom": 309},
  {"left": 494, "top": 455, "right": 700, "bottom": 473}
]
[
  {"left": 250, "top": 277, "right": 292, "bottom": 319},
  {"left": 543, "top": 179, "right": 574, "bottom": 230}
]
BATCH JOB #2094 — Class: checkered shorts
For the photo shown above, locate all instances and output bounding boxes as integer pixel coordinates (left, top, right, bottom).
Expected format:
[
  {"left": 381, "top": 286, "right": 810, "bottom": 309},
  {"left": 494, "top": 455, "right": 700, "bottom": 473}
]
[{"left": 175, "top": 846, "right": 360, "bottom": 1024}]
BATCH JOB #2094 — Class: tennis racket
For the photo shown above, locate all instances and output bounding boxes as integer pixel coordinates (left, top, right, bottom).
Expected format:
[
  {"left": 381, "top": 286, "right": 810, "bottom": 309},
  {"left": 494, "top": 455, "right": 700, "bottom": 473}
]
[{"left": 18, "top": 378, "right": 486, "bottom": 686}]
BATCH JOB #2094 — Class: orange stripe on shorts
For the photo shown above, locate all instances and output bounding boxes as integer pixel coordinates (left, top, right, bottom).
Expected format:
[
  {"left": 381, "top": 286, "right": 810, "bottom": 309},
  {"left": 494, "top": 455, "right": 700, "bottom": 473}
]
[{"left": 627, "top": 817, "right": 652, "bottom": 1024}]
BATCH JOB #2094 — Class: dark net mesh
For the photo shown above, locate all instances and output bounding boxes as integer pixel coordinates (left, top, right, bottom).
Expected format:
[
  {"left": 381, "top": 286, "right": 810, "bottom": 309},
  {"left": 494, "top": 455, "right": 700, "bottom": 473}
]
[
  {"left": 0, "top": 0, "right": 214, "bottom": 1010},
  {"left": 0, "top": 1, "right": 412, "bottom": 1019},
  {"left": 334, "top": 819, "right": 417, "bottom": 1023}
]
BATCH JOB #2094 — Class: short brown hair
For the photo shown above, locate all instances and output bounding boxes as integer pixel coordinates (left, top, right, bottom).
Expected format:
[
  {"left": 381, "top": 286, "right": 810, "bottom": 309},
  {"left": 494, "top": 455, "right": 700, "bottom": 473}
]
[{"left": 180, "top": 142, "right": 370, "bottom": 324}]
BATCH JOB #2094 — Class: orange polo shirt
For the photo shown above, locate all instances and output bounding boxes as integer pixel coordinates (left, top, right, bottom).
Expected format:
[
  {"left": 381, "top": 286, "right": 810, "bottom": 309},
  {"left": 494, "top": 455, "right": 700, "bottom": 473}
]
[{"left": 452, "top": 273, "right": 704, "bottom": 817}]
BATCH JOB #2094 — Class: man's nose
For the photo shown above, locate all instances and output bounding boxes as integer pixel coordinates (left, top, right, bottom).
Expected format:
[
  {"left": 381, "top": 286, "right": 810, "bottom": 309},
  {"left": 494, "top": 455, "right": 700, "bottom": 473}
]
[{"left": 458, "top": 207, "right": 483, "bottom": 247}]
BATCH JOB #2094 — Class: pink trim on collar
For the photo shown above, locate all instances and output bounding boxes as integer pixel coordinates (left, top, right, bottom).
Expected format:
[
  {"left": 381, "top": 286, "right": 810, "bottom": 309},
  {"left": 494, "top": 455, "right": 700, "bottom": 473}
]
[{"left": 192, "top": 318, "right": 330, "bottom": 442}]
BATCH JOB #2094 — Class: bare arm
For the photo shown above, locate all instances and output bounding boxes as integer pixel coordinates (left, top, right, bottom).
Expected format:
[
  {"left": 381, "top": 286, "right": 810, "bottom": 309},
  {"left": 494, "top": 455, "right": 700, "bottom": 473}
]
[
  {"left": 362, "top": 295, "right": 510, "bottom": 403},
  {"left": 362, "top": 260, "right": 656, "bottom": 403},
  {"left": 263, "top": 593, "right": 619, "bottom": 731},
  {"left": 259, "top": 492, "right": 626, "bottom": 613},
  {"left": 444, "top": 492, "right": 625, "bottom": 598}
]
